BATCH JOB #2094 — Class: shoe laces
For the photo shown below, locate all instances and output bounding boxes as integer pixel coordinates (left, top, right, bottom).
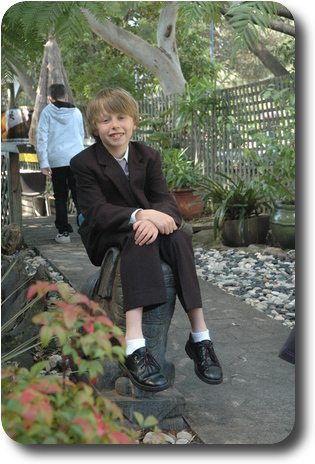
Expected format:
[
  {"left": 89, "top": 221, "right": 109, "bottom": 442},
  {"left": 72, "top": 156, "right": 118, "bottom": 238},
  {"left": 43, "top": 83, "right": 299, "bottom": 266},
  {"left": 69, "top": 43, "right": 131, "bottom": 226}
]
[
  {"left": 199, "top": 342, "right": 221, "bottom": 367},
  {"left": 142, "top": 350, "right": 161, "bottom": 374}
]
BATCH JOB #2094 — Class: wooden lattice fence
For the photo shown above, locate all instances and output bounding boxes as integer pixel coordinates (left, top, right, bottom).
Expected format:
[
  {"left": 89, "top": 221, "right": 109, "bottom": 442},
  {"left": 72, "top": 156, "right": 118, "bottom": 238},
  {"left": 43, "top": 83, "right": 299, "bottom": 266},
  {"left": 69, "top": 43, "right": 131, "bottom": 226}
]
[{"left": 134, "top": 74, "right": 295, "bottom": 183}]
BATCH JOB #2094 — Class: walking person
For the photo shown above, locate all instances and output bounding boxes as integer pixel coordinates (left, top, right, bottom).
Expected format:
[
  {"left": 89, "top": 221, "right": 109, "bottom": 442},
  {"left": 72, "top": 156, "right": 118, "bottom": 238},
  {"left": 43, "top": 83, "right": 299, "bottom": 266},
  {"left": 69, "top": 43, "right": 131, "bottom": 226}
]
[
  {"left": 70, "top": 87, "right": 223, "bottom": 392},
  {"left": 37, "top": 83, "right": 85, "bottom": 243}
]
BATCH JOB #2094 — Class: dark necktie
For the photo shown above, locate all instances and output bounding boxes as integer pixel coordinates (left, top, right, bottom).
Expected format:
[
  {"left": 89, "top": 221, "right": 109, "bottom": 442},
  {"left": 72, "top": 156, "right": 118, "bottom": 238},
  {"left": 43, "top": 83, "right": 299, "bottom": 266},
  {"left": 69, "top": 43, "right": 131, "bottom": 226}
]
[{"left": 117, "top": 158, "right": 129, "bottom": 180}]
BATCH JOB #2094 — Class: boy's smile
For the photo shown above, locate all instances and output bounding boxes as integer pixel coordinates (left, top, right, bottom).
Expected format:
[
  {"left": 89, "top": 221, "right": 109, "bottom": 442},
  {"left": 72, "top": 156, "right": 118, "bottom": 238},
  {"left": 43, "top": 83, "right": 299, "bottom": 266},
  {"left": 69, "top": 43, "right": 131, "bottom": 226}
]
[{"left": 94, "top": 113, "right": 137, "bottom": 158}]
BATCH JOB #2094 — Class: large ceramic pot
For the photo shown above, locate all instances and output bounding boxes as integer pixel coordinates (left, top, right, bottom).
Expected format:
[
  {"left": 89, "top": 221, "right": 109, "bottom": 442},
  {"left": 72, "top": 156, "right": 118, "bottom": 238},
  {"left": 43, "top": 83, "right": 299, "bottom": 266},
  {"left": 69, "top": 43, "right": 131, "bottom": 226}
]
[
  {"left": 171, "top": 188, "right": 204, "bottom": 221},
  {"left": 222, "top": 215, "right": 270, "bottom": 247},
  {"left": 270, "top": 204, "right": 295, "bottom": 250}
]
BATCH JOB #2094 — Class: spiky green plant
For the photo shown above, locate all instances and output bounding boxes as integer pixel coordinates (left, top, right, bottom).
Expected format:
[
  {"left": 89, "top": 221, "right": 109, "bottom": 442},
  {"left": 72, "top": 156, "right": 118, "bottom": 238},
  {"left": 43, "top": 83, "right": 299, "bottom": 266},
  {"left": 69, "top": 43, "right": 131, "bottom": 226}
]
[{"left": 199, "top": 172, "right": 270, "bottom": 239}]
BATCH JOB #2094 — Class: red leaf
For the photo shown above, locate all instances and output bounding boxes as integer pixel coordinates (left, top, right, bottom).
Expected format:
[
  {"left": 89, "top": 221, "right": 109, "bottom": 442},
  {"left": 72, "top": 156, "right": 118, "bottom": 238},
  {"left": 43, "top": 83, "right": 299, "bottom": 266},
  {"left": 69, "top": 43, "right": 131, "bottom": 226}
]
[
  {"left": 72, "top": 417, "right": 95, "bottom": 439},
  {"left": 83, "top": 321, "right": 94, "bottom": 333},
  {"left": 27, "top": 281, "right": 56, "bottom": 300},
  {"left": 110, "top": 431, "right": 135, "bottom": 444},
  {"left": 95, "top": 315, "right": 114, "bottom": 328},
  {"left": 31, "top": 379, "right": 62, "bottom": 394},
  {"left": 94, "top": 414, "right": 110, "bottom": 438},
  {"left": 23, "top": 402, "right": 40, "bottom": 424},
  {"left": 20, "top": 388, "right": 36, "bottom": 404},
  {"left": 63, "top": 309, "right": 78, "bottom": 329},
  {"left": 69, "top": 293, "right": 93, "bottom": 308}
]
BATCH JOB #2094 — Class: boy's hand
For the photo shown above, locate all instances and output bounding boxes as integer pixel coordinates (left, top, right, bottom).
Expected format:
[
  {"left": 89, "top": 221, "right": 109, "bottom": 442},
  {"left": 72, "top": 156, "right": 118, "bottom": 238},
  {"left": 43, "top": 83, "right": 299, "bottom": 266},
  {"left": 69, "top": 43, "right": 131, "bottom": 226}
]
[
  {"left": 135, "top": 210, "right": 177, "bottom": 235},
  {"left": 133, "top": 220, "right": 159, "bottom": 246},
  {"left": 41, "top": 167, "right": 52, "bottom": 178}
]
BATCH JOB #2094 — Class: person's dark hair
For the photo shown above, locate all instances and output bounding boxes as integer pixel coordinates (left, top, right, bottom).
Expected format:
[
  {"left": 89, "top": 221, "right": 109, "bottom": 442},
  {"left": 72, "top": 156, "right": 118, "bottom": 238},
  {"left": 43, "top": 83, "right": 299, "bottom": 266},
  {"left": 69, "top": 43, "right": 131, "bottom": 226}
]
[{"left": 48, "top": 84, "right": 66, "bottom": 101}]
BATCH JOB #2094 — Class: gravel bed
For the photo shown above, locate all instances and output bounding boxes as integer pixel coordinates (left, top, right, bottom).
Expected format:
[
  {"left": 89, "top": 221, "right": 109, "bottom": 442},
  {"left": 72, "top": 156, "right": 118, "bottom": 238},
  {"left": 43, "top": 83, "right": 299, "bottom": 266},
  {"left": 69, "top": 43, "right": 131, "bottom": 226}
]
[
  {"left": 24, "top": 246, "right": 296, "bottom": 328},
  {"left": 194, "top": 245, "right": 295, "bottom": 328}
]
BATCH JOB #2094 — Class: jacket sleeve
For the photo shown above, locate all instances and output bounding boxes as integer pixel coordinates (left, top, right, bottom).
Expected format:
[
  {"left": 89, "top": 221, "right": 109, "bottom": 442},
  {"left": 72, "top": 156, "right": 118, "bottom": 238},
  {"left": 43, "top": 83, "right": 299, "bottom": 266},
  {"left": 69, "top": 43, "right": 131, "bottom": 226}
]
[
  {"left": 70, "top": 154, "right": 136, "bottom": 234},
  {"left": 36, "top": 110, "right": 50, "bottom": 169}
]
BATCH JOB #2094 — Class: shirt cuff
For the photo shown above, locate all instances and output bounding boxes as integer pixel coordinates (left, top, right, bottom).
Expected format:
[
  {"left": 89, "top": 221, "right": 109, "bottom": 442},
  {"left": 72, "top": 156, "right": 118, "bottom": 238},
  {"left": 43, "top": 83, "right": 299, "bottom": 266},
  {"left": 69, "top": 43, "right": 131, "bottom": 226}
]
[{"left": 129, "top": 209, "right": 143, "bottom": 224}]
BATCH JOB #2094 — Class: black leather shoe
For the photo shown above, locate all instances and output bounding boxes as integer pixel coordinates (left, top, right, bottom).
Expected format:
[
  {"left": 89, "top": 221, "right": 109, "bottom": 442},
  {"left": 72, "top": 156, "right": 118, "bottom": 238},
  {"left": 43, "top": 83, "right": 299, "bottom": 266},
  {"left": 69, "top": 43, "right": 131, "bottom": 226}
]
[
  {"left": 119, "top": 347, "right": 169, "bottom": 392},
  {"left": 185, "top": 334, "right": 223, "bottom": 385}
]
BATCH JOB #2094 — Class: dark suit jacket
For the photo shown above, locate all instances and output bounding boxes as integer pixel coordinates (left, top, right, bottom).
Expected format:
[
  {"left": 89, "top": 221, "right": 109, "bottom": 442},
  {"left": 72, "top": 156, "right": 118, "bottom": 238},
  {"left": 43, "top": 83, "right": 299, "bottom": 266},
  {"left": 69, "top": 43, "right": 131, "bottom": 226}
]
[{"left": 70, "top": 140, "right": 182, "bottom": 266}]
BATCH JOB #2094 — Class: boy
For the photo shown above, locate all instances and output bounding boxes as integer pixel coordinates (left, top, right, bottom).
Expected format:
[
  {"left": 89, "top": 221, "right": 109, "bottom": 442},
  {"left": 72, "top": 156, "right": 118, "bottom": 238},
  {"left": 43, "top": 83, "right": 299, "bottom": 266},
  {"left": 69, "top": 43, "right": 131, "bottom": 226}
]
[
  {"left": 37, "top": 83, "right": 85, "bottom": 243},
  {"left": 70, "top": 87, "right": 222, "bottom": 392}
]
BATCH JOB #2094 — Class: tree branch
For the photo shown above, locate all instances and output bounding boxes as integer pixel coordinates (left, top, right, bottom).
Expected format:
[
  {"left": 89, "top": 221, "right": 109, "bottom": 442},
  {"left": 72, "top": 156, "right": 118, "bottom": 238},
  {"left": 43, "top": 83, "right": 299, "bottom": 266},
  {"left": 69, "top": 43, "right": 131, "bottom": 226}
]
[
  {"left": 269, "top": 19, "right": 295, "bottom": 37},
  {"left": 219, "top": 6, "right": 295, "bottom": 37},
  {"left": 81, "top": 3, "right": 186, "bottom": 95},
  {"left": 219, "top": 6, "right": 291, "bottom": 76},
  {"left": 248, "top": 39, "right": 289, "bottom": 76}
]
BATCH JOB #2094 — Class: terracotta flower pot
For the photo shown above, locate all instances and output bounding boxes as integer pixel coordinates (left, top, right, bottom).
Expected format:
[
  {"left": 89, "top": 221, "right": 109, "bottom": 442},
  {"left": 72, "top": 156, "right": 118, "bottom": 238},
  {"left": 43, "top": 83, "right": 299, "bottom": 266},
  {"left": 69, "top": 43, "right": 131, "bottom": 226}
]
[{"left": 171, "top": 188, "right": 204, "bottom": 221}]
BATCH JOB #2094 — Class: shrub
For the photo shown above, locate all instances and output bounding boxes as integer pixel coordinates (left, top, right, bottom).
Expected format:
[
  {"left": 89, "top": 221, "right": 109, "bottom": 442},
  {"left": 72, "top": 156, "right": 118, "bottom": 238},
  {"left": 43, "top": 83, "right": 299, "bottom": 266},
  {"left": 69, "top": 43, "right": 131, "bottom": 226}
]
[{"left": 2, "top": 281, "right": 157, "bottom": 444}]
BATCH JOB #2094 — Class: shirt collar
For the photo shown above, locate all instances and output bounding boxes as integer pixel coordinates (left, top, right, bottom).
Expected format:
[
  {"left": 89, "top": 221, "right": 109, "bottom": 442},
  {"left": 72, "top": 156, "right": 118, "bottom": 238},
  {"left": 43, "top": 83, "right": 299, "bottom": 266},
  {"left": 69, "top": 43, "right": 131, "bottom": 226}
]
[{"left": 114, "top": 145, "right": 129, "bottom": 162}]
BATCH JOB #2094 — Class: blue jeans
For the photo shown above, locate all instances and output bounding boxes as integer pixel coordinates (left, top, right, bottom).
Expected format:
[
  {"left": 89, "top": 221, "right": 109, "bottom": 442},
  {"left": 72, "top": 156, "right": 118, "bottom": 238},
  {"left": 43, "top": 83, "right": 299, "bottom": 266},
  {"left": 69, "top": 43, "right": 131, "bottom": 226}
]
[{"left": 51, "top": 166, "right": 80, "bottom": 234}]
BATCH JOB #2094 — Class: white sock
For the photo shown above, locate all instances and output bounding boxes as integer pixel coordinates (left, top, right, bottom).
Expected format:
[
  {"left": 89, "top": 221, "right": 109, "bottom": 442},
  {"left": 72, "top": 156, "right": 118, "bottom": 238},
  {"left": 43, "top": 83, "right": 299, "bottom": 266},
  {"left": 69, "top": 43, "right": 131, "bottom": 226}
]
[
  {"left": 191, "top": 329, "right": 211, "bottom": 343},
  {"left": 126, "top": 338, "right": 146, "bottom": 356}
]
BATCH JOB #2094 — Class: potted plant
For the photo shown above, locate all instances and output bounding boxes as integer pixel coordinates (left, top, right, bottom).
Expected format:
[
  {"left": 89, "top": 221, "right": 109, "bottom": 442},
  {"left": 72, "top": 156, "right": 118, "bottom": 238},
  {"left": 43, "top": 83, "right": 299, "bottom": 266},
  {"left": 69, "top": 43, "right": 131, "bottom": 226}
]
[
  {"left": 244, "top": 81, "right": 295, "bottom": 249},
  {"left": 199, "top": 172, "right": 270, "bottom": 246},
  {"left": 162, "top": 147, "right": 204, "bottom": 220}
]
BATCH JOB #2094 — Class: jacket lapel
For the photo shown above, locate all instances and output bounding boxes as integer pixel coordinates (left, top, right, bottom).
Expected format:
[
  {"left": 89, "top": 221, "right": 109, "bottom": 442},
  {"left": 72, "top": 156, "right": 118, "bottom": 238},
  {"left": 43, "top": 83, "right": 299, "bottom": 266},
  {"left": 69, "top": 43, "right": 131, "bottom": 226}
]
[
  {"left": 95, "top": 142, "right": 138, "bottom": 207},
  {"left": 128, "top": 144, "right": 151, "bottom": 209}
]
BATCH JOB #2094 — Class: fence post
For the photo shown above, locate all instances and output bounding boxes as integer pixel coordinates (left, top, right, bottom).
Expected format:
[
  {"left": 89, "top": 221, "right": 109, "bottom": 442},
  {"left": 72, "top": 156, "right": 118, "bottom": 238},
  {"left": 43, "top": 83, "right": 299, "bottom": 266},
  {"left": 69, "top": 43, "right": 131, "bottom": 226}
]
[{"left": 7, "top": 151, "right": 23, "bottom": 234}]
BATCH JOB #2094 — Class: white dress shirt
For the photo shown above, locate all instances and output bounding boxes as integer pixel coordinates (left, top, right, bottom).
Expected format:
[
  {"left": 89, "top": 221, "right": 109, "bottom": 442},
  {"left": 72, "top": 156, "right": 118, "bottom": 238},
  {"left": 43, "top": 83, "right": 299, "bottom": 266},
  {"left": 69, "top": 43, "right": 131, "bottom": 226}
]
[{"left": 114, "top": 145, "right": 142, "bottom": 225}]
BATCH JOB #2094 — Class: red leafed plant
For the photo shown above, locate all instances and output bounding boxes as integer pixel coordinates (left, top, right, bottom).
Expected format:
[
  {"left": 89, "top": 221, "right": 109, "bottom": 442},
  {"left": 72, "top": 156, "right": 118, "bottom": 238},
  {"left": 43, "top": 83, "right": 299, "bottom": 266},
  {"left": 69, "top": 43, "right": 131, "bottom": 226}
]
[{"left": 2, "top": 281, "right": 157, "bottom": 444}]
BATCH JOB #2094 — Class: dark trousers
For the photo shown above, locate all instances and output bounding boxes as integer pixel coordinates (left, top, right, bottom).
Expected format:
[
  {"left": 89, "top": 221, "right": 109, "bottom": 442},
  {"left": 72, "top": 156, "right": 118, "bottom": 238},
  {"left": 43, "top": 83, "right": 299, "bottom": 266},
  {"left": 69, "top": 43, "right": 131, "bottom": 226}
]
[
  {"left": 51, "top": 166, "right": 80, "bottom": 234},
  {"left": 119, "top": 228, "right": 202, "bottom": 313}
]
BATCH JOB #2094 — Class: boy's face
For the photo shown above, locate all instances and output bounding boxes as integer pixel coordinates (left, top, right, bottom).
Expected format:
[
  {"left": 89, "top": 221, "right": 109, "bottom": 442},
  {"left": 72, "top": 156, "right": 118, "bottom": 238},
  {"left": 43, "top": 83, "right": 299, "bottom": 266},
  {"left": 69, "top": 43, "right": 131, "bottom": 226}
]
[{"left": 94, "top": 112, "right": 137, "bottom": 158}]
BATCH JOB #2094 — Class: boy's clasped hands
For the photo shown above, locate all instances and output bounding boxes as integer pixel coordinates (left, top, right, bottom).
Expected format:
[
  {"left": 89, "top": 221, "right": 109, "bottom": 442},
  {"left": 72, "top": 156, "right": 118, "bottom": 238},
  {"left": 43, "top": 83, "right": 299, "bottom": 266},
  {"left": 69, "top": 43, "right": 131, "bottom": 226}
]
[{"left": 133, "top": 209, "right": 178, "bottom": 246}]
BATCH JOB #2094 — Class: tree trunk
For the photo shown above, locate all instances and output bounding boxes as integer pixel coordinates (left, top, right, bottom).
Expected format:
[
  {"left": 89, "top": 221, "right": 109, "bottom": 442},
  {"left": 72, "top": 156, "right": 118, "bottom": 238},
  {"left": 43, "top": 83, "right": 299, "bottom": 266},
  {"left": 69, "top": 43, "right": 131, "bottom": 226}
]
[
  {"left": 28, "top": 36, "right": 74, "bottom": 147},
  {"left": 81, "top": 2, "right": 186, "bottom": 95}
]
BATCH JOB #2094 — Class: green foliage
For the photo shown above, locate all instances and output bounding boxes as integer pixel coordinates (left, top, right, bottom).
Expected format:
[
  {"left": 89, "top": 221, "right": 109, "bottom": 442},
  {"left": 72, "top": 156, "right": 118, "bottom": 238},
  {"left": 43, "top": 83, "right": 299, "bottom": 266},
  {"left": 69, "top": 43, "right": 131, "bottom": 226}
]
[
  {"left": 178, "top": 1, "right": 222, "bottom": 25},
  {"left": 226, "top": 1, "right": 281, "bottom": 58},
  {"left": 162, "top": 147, "right": 203, "bottom": 191},
  {"left": 137, "top": 107, "right": 178, "bottom": 150},
  {"left": 244, "top": 82, "right": 295, "bottom": 206},
  {"left": 175, "top": 75, "right": 219, "bottom": 132},
  {"left": 2, "top": 1, "right": 295, "bottom": 104},
  {"left": 199, "top": 172, "right": 269, "bottom": 239},
  {"left": 1, "top": 281, "right": 140, "bottom": 444},
  {"left": 1, "top": 1, "right": 163, "bottom": 96},
  {"left": 133, "top": 411, "right": 159, "bottom": 430}
]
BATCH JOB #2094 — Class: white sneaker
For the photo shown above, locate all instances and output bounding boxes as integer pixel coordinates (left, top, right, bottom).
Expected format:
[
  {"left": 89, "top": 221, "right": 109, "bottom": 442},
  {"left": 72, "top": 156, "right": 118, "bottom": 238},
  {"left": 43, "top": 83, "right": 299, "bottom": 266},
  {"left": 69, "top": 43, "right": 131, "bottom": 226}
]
[{"left": 55, "top": 232, "right": 71, "bottom": 243}]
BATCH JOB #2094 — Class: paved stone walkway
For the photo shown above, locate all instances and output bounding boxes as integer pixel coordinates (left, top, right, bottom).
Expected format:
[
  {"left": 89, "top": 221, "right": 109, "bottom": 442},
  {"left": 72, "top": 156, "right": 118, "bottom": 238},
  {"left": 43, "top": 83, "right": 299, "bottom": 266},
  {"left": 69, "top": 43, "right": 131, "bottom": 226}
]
[{"left": 21, "top": 215, "right": 295, "bottom": 444}]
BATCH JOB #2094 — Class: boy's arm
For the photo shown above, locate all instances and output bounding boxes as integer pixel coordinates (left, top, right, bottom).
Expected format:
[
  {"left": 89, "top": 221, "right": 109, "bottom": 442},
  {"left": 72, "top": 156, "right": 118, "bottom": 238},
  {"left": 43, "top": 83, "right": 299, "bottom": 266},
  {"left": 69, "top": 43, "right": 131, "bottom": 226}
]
[
  {"left": 134, "top": 209, "right": 177, "bottom": 235},
  {"left": 78, "top": 110, "right": 85, "bottom": 144},
  {"left": 36, "top": 111, "right": 50, "bottom": 169},
  {"left": 71, "top": 155, "right": 137, "bottom": 233}
]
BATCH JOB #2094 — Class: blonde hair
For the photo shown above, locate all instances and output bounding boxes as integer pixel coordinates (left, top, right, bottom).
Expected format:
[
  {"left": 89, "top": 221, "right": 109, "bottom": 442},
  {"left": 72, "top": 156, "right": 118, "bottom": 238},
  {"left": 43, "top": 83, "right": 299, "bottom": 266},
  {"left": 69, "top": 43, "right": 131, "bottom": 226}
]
[{"left": 86, "top": 87, "right": 139, "bottom": 136}]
